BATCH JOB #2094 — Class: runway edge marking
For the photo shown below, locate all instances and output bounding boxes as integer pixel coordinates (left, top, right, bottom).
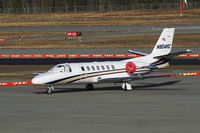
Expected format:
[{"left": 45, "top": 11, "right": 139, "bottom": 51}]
[
  {"left": 0, "top": 72, "right": 200, "bottom": 86},
  {"left": 0, "top": 54, "right": 200, "bottom": 58}
]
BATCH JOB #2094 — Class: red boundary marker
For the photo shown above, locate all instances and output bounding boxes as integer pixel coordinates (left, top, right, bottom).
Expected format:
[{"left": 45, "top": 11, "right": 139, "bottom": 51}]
[
  {"left": 0, "top": 72, "right": 199, "bottom": 87},
  {"left": 0, "top": 81, "right": 32, "bottom": 86},
  {"left": 0, "top": 54, "right": 199, "bottom": 58},
  {"left": 172, "top": 72, "right": 200, "bottom": 77},
  {"left": 0, "top": 38, "right": 8, "bottom": 42}
]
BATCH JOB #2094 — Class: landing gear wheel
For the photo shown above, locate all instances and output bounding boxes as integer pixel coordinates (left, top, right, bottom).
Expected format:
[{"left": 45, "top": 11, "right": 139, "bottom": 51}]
[
  {"left": 86, "top": 84, "right": 94, "bottom": 91},
  {"left": 47, "top": 89, "right": 52, "bottom": 95},
  {"left": 122, "top": 83, "right": 132, "bottom": 91},
  {"left": 47, "top": 87, "right": 52, "bottom": 95}
]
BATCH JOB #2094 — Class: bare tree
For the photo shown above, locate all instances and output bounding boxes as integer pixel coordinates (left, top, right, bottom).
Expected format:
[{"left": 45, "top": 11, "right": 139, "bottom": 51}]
[{"left": 1, "top": 0, "right": 6, "bottom": 8}]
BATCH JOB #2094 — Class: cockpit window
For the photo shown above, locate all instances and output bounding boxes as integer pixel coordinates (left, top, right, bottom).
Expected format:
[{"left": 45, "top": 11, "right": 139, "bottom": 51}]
[
  {"left": 56, "top": 65, "right": 65, "bottom": 72},
  {"left": 65, "top": 65, "right": 72, "bottom": 72},
  {"left": 49, "top": 64, "right": 72, "bottom": 73}
]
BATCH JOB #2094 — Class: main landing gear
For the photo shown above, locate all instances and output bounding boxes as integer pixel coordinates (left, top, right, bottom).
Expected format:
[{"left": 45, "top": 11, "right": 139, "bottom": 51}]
[
  {"left": 85, "top": 83, "right": 132, "bottom": 91},
  {"left": 47, "top": 86, "right": 54, "bottom": 94},
  {"left": 122, "top": 82, "right": 133, "bottom": 91},
  {"left": 86, "top": 84, "right": 94, "bottom": 91}
]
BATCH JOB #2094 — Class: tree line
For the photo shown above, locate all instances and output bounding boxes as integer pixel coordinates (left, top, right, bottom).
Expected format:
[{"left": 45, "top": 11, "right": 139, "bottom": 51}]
[{"left": 0, "top": 0, "right": 180, "bottom": 9}]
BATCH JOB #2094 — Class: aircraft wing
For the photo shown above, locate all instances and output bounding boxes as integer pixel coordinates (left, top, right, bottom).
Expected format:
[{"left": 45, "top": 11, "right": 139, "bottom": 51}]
[{"left": 98, "top": 73, "right": 179, "bottom": 83}]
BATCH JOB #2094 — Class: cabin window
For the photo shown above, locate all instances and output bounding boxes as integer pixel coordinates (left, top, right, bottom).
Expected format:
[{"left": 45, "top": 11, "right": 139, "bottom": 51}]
[
  {"left": 101, "top": 65, "right": 105, "bottom": 70},
  {"left": 81, "top": 66, "right": 85, "bottom": 71},
  {"left": 111, "top": 65, "right": 115, "bottom": 70},
  {"left": 96, "top": 66, "right": 100, "bottom": 70},
  {"left": 91, "top": 66, "right": 95, "bottom": 71},
  {"left": 86, "top": 66, "right": 90, "bottom": 71},
  {"left": 106, "top": 65, "right": 110, "bottom": 70}
]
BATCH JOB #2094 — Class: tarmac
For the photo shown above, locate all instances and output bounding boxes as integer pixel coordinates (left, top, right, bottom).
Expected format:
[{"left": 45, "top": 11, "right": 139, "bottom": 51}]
[
  {"left": 0, "top": 76, "right": 200, "bottom": 133},
  {"left": 1, "top": 25, "right": 200, "bottom": 32},
  {"left": 1, "top": 25, "right": 200, "bottom": 41},
  {"left": 0, "top": 48, "right": 200, "bottom": 55},
  {"left": 0, "top": 58, "right": 199, "bottom": 65}
]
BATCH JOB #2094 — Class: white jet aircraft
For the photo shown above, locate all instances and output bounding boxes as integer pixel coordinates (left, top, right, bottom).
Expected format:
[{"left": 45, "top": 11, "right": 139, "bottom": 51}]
[{"left": 32, "top": 28, "right": 191, "bottom": 94}]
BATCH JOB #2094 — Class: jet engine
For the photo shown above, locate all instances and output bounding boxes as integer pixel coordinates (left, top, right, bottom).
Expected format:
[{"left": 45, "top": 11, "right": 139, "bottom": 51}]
[{"left": 125, "top": 62, "right": 136, "bottom": 73}]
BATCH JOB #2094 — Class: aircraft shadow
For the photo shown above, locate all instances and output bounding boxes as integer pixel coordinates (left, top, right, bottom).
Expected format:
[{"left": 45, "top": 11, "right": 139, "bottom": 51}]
[
  {"left": 36, "top": 80, "right": 182, "bottom": 94},
  {"left": 133, "top": 80, "right": 182, "bottom": 90}
]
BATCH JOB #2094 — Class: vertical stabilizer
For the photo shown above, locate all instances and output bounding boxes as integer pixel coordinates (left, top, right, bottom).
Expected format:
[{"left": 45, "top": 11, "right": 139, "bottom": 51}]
[{"left": 150, "top": 28, "right": 175, "bottom": 57}]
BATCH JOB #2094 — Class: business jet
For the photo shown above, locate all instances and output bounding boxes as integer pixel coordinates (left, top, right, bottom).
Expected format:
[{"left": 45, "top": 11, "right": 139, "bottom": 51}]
[{"left": 32, "top": 28, "right": 191, "bottom": 94}]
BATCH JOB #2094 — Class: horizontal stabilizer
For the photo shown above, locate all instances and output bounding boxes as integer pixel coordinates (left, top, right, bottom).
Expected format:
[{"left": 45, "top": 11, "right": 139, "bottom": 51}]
[
  {"left": 32, "top": 73, "right": 41, "bottom": 75},
  {"left": 153, "top": 49, "right": 192, "bottom": 59},
  {"left": 128, "top": 49, "right": 149, "bottom": 56}
]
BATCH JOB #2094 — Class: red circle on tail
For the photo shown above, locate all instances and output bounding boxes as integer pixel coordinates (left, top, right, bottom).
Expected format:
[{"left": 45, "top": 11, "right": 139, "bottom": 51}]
[{"left": 126, "top": 62, "right": 136, "bottom": 73}]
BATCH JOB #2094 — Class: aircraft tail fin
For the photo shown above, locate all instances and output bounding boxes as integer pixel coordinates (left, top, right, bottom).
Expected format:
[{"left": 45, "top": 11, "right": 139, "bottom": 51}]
[{"left": 150, "top": 28, "right": 175, "bottom": 57}]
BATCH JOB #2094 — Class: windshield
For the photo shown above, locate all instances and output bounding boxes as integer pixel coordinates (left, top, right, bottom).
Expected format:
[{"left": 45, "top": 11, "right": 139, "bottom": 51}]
[{"left": 49, "top": 64, "right": 72, "bottom": 73}]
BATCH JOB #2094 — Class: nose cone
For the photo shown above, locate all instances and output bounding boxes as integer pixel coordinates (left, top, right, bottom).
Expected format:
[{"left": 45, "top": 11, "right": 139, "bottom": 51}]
[
  {"left": 32, "top": 73, "right": 50, "bottom": 85},
  {"left": 32, "top": 75, "right": 44, "bottom": 85},
  {"left": 32, "top": 72, "right": 60, "bottom": 85},
  {"left": 32, "top": 72, "right": 63, "bottom": 85}
]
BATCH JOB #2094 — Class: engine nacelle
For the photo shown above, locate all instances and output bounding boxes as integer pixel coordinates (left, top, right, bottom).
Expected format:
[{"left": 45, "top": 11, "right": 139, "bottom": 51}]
[{"left": 125, "top": 62, "right": 136, "bottom": 73}]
